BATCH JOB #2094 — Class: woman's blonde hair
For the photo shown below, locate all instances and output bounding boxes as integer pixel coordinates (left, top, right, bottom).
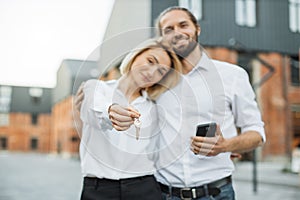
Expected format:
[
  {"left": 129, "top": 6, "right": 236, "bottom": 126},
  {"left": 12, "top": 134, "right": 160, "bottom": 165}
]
[{"left": 119, "top": 37, "right": 182, "bottom": 100}]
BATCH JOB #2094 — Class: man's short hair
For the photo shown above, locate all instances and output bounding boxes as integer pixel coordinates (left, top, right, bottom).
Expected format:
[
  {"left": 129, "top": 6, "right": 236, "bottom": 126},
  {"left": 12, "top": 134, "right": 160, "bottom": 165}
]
[{"left": 155, "top": 6, "right": 199, "bottom": 36}]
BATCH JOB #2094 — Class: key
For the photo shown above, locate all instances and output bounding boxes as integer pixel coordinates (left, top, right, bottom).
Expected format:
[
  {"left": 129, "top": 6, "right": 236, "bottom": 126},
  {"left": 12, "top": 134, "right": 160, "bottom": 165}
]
[{"left": 134, "top": 118, "right": 141, "bottom": 140}]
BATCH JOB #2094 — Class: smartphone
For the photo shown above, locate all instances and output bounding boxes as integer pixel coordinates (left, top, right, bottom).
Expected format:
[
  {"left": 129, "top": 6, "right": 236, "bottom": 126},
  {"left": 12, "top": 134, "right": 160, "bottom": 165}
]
[{"left": 196, "top": 123, "right": 217, "bottom": 137}]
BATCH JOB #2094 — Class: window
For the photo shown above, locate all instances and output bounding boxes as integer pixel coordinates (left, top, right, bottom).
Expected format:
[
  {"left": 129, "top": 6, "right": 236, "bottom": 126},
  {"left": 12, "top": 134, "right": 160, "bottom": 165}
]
[
  {"left": 70, "top": 136, "right": 79, "bottom": 142},
  {"left": 235, "top": 0, "right": 256, "bottom": 27},
  {"left": 31, "top": 113, "right": 38, "bottom": 125},
  {"left": 289, "top": 0, "right": 300, "bottom": 33},
  {"left": 0, "top": 86, "right": 12, "bottom": 113},
  {"left": 30, "top": 138, "right": 38, "bottom": 150},
  {"left": 179, "top": 0, "right": 202, "bottom": 20},
  {"left": 0, "top": 86, "right": 11, "bottom": 126},
  {"left": 0, "top": 137, "right": 7, "bottom": 150},
  {"left": 0, "top": 113, "right": 9, "bottom": 126},
  {"left": 291, "top": 105, "right": 300, "bottom": 140},
  {"left": 291, "top": 56, "right": 300, "bottom": 86}
]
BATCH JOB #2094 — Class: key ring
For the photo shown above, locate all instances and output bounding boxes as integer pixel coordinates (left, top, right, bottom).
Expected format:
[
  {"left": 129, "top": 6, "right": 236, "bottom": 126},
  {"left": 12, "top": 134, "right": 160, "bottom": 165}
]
[{"left": 134, "top": 118, "right": 141, "bottom": 140}]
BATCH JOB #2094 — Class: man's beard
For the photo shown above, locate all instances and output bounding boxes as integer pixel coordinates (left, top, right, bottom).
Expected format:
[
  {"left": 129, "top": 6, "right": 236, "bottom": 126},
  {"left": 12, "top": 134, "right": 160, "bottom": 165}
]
[{"left": 172, "top": 32, "right": 198, "bottom": 58}]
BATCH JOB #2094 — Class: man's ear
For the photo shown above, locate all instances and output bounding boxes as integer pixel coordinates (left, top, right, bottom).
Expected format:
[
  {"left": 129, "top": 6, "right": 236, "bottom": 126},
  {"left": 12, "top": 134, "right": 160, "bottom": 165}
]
[{"left": 197, "top": 26, "right": 201, "bottom": 36}]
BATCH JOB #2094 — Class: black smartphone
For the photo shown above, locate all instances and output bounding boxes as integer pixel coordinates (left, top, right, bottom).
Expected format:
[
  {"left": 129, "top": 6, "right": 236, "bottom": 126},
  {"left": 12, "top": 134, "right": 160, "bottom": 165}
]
[{"left": 196, "top": 123, "right": 217, "bottom": 137}]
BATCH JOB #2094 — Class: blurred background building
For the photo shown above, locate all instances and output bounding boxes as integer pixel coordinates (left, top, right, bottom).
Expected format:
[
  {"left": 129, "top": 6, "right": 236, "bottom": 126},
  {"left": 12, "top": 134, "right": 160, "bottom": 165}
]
[
  {"left": 0, "top": 0, "right": 300, "bottom": 167},
  {"left": 0, "top": 86, "right": 51, "bottom": 152}
]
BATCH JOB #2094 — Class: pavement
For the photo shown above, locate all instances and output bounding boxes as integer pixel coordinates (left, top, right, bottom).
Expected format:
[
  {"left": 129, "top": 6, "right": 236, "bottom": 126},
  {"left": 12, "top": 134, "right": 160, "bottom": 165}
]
[
  {"left": 0, "top": 152, "right": 299, "bottom": 200},
  {"left": 0, "top": 152, "right": 82, "bottom": 200},
  {"left": 233, "top": 161, "right": 300, "bottom": 200}
]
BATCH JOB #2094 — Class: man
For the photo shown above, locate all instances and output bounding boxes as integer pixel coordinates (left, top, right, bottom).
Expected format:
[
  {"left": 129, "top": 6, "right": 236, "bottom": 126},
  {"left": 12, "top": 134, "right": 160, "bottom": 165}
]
[
  {"left": 75, "top": 7, "right": 265, "bottom": 200},
  {"left": 150, "top": 7, "right": 265, "bottom": 200}
]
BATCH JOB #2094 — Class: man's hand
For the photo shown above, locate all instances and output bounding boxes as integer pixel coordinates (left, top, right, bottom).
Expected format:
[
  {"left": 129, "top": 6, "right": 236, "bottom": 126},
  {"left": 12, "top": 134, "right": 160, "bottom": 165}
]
[
  {"left": 190, "top": 124, "right": 227, "bottom": 156},
  {"left": 191, "top": 124, "right": 263, "bottom": 156},
  {"left": 108, "top": 104, "right": 141, "bottom": 131},
  {"left": 74, "top": 82, "right": 85, "bottom": 112}
]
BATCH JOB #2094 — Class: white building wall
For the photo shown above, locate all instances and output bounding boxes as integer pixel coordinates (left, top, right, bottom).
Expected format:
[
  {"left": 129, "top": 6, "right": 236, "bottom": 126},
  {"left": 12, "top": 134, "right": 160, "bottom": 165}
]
[{"left": 98, "top": 0, "right": 152, "bottom": 74}]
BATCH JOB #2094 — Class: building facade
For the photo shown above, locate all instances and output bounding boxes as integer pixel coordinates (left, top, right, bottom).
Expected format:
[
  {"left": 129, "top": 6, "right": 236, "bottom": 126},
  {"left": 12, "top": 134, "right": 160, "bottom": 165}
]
[
  {"left": 151, "top": 0, "right": 300, "bottom": 160},
  {"left": 0, "top": 86, "right": 51, "bottom": 152}
]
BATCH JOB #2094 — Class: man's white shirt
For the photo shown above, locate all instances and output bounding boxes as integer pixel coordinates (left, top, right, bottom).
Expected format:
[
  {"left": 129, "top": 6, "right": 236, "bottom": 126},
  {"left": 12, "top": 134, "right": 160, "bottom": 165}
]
[{"left": 155, "top": 53, "right": 265, "bottom": 187}]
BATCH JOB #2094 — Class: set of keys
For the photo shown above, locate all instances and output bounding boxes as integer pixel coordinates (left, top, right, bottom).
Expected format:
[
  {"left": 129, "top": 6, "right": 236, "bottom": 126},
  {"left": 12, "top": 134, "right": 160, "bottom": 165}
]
[{"left": 134, "top": 118, "right": 141, "bottom": 140}]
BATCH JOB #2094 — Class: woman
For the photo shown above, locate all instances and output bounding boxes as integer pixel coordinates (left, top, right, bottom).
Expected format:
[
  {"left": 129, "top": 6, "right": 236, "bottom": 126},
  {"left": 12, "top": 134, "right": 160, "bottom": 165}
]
[{"left": 79, "top": 38, "right": 182, "bottom": 200}]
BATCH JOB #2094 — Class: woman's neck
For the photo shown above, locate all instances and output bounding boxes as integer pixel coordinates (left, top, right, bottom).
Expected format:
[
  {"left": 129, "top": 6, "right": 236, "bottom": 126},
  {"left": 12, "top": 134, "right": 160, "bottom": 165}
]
[{"left": 118, "top": 75, "right": 142, "bottom": 103}]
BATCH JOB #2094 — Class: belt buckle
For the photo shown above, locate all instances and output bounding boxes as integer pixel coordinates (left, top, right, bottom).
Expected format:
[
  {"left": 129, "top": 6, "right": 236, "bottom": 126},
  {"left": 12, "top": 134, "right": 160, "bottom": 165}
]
[{"left": 180, "top": 188, "right": 197, "bottom": 199}]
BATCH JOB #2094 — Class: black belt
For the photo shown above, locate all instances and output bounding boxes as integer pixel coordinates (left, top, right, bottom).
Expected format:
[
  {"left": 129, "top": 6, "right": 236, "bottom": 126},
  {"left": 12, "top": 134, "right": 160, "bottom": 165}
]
[
  {"left": 159, "top": 175, "right": 232, "bottom": 199},
  {"left": 84, "top": 175, "right": 154, "bottom": 186}
]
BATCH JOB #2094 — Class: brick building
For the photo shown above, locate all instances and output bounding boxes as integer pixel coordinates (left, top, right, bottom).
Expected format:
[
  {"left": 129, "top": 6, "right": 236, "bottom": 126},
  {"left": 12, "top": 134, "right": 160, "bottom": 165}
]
[
  {"left": 0, "top": 86, "right": 52, "bottom": 152},
  {"left": 51, "top": 96, "right": 79, "bottom": 156},
  {"left": 0, "top": 113, "right": 51, "bottom": 152}
]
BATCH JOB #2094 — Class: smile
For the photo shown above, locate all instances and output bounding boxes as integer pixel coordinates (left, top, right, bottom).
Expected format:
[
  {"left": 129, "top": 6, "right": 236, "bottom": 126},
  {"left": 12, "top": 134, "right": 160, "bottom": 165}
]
[
  {"left": 173, "top": 38, "right": 188, "bottom": 46},
  {"left": 141, "top": 73, "right": 151, "bottom": 82}
]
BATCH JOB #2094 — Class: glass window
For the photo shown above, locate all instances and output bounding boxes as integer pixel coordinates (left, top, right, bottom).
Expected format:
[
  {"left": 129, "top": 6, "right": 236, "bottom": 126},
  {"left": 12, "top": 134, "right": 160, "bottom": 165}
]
[
  {"left": 235, "top": 0, "right": 256, "bottom": 27},
  {"left": 30, "top": 137, "right": 38, "bottom": 150},
  {"left": 70, "top": 136, "right": 79, "bottom": 142},
  {"left": 0, "top": 86, "right": 12, "bottom": 113},
  {"left": 289, "top": 0, "right": 300, "bottom": 33},
  {"left": 179, "top": 0, "right": 202, "bottom": 20},
  {"left": 291, "top": 56, "right": 300, "bottom": 86},
  {"left": 31, "top": 113, "right": 38, "bottom": 125},
  {"left": 0, "top": 113, "right": 9, "bottom": 126},
  {"left": 0, "top": 137, "right": 8, "bottom": 150}
]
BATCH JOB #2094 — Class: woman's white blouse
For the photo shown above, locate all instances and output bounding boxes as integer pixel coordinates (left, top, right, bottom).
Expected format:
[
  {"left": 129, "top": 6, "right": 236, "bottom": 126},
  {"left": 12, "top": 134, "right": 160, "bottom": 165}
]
[{"left": 80, "top": 79, "right": 159, "bottom": 179}]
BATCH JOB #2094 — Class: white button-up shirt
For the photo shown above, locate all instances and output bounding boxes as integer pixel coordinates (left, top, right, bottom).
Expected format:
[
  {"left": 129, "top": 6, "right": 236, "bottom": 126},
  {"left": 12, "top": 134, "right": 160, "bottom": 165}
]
[
  {"left": 80, "top": 79, "right": 159, "bottom": 179},
  {"left": 155, "top": 52, "right": 265, "bottom": 187}
]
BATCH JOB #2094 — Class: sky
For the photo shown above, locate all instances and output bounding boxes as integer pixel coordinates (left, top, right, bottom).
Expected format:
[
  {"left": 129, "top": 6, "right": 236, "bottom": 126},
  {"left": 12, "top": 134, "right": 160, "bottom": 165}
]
[{"left": 0, "top": 0, "right": 114, "bottom": 88}]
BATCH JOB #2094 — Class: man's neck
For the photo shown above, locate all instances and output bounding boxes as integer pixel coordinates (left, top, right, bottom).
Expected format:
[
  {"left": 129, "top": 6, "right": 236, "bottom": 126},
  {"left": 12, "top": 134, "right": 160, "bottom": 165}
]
[{"left": 181, "top": 45, "right": 202, "bottom": 74}]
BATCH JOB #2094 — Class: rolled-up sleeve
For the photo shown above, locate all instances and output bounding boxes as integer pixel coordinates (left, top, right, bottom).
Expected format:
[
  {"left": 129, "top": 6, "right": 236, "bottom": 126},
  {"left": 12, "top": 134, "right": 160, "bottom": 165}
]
[
  {"left": 232, "top": 69, "right": 266, "bottom": 142},
  {"left": 80, "top": 80, "right": 112, "bottom": 130}
]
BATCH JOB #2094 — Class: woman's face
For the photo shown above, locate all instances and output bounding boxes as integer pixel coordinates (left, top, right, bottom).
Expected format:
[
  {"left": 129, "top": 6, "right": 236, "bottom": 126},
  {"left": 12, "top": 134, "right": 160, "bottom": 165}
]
[{"left": 130, "top": 48, "right": 171, "bottom": 88}]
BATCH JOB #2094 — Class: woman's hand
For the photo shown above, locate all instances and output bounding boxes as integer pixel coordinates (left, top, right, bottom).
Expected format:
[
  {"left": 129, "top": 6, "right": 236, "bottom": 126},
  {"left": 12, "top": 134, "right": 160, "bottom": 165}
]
[
  {"left": 108, "top": 104, "right": 140, "bottom": 131},
  {"left": 74, "top": 82, "right": 85, "bottom": 112}
]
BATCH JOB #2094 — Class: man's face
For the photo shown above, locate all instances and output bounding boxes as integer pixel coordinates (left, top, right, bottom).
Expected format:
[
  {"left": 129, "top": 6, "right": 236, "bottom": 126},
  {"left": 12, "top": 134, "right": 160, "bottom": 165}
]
[{"left": 159, "top": 10, "right": 200, "bottom": 58}]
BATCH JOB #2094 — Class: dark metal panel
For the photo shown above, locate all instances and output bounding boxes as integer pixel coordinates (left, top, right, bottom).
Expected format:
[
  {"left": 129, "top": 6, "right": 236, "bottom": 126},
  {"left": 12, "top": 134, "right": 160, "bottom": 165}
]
[
  {"left": 257, "top": 0, "right": 299, "bottom": 55},
  {"left": 151, "top": 0, "right": 178, "bottom": 30},
  {"left": 200, "top": 0, "right": 236, "bottom": 47},
  {"left": 151, "top": 0, "right": 300, "bottom": 55},
  {"left": 201, "top": 0, "right": 300, "bottom": 55},
  {"left": 10, "top": 86, "right": 52, "bottom": 113}
]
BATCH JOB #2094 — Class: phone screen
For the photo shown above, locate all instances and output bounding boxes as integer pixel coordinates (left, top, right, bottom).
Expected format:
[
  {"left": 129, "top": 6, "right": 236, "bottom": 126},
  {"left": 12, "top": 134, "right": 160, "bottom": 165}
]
[{"left": 196, "top": 123, "right": 217, "bottom": 137}]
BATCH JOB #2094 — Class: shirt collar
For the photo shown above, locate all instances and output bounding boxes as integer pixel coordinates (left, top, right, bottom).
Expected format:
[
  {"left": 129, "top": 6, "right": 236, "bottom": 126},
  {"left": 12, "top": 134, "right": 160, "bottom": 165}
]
[{"left": 193, "top": 51, "right": 211, "bottom": 72}]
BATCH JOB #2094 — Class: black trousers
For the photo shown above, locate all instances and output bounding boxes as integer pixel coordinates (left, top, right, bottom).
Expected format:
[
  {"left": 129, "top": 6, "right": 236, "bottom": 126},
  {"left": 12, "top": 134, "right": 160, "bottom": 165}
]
[{"left": 80, "top": 175, "right": 162, "bottom": 200}]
